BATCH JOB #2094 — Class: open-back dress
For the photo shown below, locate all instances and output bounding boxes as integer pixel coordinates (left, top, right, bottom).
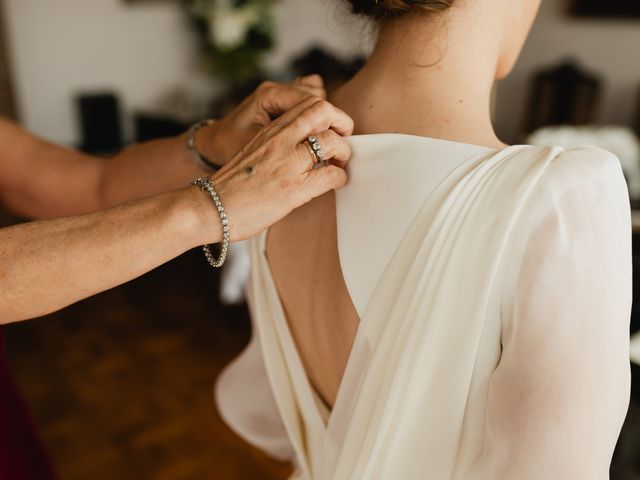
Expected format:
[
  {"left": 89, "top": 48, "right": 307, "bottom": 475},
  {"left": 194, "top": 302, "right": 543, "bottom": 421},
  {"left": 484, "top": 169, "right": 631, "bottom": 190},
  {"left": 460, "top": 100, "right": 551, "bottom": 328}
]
[{"left": 216, "top": 135, "right": 632, "bottom": 479}]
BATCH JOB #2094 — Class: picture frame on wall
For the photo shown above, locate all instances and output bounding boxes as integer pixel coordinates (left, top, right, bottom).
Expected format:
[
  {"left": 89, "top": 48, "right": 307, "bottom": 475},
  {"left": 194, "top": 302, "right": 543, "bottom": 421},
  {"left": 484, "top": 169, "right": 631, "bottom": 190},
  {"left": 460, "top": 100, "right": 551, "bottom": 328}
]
[{"left": 568, "top": 0, "right": 640, "bottom": 18}]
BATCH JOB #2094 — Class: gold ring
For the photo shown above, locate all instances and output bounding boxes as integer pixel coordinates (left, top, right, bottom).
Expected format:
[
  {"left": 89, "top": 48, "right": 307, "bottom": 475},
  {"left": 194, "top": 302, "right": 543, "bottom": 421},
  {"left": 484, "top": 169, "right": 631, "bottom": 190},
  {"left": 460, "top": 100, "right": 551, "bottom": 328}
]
[{"left": 303, "top": 141, "right": 319, "bottom": 166}]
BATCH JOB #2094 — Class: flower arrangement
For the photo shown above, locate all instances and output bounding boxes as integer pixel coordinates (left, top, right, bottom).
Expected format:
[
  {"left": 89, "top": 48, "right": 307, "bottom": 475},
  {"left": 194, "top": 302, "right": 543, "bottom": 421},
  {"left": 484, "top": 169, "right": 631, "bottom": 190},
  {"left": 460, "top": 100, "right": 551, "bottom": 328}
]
[{"left": 190, "top": 0, "right": 277, "bottom": 91}]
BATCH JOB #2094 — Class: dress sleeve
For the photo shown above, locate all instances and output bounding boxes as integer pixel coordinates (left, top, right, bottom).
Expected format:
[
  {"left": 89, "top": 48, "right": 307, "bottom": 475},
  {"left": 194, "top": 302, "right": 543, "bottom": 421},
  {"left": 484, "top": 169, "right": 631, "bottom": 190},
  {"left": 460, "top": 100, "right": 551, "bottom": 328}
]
[{"left": 478, "top": 147, "right": 633, "bottom": 479}]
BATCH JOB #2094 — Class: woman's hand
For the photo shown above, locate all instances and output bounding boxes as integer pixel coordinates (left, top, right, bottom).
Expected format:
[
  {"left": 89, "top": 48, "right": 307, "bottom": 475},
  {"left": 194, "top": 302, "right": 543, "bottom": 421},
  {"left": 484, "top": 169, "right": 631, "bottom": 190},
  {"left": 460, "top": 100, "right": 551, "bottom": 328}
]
[
  {"left": 0, "top": 79, "right": 344, "bottom": 325},
  {"left": 199, "top": 75, "right": 327, "bottom": 167},
  {"left": 192, "top": 96, "right": 354, "bottom": 243}
]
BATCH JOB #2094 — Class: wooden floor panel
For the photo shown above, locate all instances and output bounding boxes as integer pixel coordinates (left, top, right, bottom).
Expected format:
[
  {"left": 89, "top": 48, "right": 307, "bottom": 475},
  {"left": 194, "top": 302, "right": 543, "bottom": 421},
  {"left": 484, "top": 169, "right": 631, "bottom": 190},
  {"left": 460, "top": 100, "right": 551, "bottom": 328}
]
[{"left": 6, "top": 250, "right": 291, "bottom": 480}]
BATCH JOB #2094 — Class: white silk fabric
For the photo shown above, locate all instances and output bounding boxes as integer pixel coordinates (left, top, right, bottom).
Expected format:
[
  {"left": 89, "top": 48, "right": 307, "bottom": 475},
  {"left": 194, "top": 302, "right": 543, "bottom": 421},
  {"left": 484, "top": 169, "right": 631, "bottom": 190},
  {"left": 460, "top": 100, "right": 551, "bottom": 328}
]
[{"left": 216, "top": 135, "right": 632, "bottom": 479}]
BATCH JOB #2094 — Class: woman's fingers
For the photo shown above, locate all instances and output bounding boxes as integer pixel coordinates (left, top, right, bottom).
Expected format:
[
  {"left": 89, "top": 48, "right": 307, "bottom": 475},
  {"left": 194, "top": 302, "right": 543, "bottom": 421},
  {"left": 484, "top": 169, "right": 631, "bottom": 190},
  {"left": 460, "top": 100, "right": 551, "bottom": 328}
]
[
  {"left": 293, "top": 74, "right": 326, "bottom": 99},
  {"left": 303, "top": 130, "right": 352, "bottom": 169},
  {"left": 294, "top": 84, "right": 326, "bottom": 100},
  {"left": 257, "top": 76, "right": 326, "bottom": 120},
  {"left": 295, "top": 74, "right": 324, "bottom": 88},
  {"left": 285, "top": 99, "right": 355, "bottom": 142},
  {"left": 258, "top": 83, "right": 321, "bottom": 119},
  {"left": 266, "top": 96, "right": 322, "bottom": 131},
  {"left": 293, "top": 75, "right": 325, "bottom": 98},
  {"left": 304, "top": 165, "right": 349, "bottom": 199},
  {"left": 256, "top": 96, "right": 323, "bottom": 141}
]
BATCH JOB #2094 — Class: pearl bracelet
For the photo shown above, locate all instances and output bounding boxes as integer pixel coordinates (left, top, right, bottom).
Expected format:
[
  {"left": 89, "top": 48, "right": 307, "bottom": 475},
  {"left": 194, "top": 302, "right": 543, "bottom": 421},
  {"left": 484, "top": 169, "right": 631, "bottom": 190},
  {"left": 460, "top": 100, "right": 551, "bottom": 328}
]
[{"left": 191, "top": 177, "right": 230, "bottom": 268}]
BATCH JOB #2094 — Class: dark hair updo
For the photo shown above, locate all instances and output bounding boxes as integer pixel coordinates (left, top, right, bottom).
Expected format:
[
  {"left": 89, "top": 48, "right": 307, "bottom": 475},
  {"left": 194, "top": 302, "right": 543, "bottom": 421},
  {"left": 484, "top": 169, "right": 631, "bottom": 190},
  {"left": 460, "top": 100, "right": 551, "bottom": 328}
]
[{"left": 348, "top": 0, "right": 457, "bottom": 19}]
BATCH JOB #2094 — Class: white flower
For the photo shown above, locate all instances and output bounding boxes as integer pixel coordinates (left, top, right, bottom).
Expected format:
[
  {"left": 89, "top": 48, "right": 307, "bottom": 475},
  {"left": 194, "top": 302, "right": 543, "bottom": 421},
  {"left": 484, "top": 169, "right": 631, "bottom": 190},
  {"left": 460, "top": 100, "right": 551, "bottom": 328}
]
[{"left": 208, "top": 0, "right": 262, "bottom": 51}]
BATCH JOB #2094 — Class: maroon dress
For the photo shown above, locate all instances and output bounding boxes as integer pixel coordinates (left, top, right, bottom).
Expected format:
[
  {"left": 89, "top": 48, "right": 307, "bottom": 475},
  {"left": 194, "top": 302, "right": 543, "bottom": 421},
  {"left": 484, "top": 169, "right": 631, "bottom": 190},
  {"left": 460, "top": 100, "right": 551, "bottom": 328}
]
[{"left": 0, "top": 327, "right": 56, "bottom": 479}]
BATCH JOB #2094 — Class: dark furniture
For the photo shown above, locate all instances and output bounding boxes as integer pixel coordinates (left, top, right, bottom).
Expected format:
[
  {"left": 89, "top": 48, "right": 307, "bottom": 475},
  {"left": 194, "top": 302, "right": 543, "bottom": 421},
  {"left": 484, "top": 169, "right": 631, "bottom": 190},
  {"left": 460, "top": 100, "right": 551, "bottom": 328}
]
[
  {"left": 76, "top": 93, "right": 124, "bottom": 154},
  {"left": 521, "top": 61, "right": 602, "bottom": 135},
  {"left": 568, "top": 0, "right": 640, "bottom": 18},
  {"left": 134, "top": 113, "right": 190, "bottom": 143}
]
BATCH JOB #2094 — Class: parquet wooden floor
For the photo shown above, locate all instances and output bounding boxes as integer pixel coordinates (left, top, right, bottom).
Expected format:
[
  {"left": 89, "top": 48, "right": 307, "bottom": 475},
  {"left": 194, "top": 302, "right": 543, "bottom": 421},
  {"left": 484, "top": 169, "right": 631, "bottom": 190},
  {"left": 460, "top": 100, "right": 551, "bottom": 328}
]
[{"left": 5, "top": 250, "right": 292, "bottom": 480}]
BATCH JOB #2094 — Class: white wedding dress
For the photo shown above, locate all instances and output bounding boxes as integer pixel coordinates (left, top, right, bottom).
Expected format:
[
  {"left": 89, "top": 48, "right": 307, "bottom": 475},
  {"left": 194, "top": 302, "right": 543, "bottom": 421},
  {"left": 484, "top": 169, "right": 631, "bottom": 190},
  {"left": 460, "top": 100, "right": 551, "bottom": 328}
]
[{"left": 216, "top": 134, "right": 632, "bottom": 479}]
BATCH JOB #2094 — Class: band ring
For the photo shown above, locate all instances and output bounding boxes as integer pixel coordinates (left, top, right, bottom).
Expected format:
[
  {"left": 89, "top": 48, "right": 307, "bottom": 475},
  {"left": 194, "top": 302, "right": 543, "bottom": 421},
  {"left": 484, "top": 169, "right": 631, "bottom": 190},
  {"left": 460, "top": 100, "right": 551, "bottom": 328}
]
[
  {"left": 306, "top": 135, "right": 327, "bottom": 168},
  {"left": 303, "top": 141, "right": 318, "bottom": 167}
]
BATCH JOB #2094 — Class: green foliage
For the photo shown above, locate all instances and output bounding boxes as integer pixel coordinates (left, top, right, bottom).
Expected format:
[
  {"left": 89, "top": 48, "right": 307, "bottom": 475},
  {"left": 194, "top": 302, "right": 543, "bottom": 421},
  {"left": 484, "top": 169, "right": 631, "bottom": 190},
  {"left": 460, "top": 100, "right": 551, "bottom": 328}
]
[{"left": 189, "top": 0, "right": 277, "bottom": 89}]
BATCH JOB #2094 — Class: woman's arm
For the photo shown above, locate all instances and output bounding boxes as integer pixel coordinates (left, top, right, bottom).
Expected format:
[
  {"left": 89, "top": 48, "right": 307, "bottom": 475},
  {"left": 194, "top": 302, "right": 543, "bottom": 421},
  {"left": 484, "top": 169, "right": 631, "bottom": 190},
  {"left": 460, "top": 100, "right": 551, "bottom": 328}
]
[
  {"left": 476, "top": 149, "right": 632, "bottom": 479},
  {"left": 0, "top": 77, "right": 325, "bottom": 219},
  {"left": 0, "top": 96, "right": 353, "bottom": 325},
  {"left": 0, "top": 188, "right": 209, "bottom": 322}
]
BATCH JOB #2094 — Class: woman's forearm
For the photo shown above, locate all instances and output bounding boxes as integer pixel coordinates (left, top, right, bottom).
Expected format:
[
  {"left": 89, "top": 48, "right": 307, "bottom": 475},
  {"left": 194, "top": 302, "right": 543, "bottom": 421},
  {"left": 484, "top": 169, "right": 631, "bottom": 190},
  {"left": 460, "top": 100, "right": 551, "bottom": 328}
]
[
  {"left": 96, "top": 132, "right": 207, "bottom": 209},
  {"left": 0, "top": 94, "right": 354, "bottom": 325},
  {"left": 0, "top": 78, "right": 326, "bottom": 219},
  {"left": 0, "top": 187, "right": 215, "bottom": 324},
  {"left": 0, "top": 117, "right": 210, "bottom": 218},
  {"left": 0, "top": 119, "right": 100, "bottom": 218}
]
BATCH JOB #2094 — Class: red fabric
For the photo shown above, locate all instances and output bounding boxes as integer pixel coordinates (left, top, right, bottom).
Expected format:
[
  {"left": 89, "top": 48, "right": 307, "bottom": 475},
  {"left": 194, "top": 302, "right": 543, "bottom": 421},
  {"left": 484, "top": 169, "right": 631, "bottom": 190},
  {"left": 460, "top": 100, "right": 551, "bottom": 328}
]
[{"left": 0, "top": 327, "right": 56, "bottom": 480}]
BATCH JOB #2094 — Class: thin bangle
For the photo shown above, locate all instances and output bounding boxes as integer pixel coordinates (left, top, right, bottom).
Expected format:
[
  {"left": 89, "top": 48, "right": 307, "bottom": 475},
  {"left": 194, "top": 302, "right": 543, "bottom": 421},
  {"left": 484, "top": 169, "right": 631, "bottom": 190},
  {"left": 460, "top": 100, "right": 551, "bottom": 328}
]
[
  {"left": 191, "top": 177, "right": 230, "bottom": 268},
  {"left": 187, "top": 119, "right": 220, "bottom": 173}
]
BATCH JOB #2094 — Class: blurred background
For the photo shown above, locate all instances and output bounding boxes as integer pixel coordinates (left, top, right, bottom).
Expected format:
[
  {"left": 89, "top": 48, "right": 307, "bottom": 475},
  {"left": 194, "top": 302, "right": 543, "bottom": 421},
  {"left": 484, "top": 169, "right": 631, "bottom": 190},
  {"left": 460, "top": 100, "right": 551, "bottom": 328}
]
[{"left": 0, "top": 0, "right": 639, "bottom": 478}]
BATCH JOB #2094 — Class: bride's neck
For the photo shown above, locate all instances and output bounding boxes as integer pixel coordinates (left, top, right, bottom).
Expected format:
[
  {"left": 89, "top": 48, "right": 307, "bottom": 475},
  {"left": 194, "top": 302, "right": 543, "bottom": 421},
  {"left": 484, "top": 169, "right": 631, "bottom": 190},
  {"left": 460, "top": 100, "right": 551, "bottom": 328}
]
[{"left": 332, "top": 11, "right": 506, "bottom": 148}]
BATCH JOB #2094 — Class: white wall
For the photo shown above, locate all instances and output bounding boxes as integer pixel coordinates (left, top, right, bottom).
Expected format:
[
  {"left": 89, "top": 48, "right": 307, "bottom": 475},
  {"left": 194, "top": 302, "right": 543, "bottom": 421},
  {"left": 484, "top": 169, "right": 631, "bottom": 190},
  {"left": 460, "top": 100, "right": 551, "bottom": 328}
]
[
  {"left": 5, "top": 0, "right": 199, "bottom": 144},
  {"left": 3, "top": 0, "right": 367, "bottom": 145},
  {"left": 7, "top": 0, "right": 638, "bottom": 145},
  {"left": 268, "top": 0, "right": 369, "bottom": 71},
  {"left": 495, "top": 0, "right": 640, "bottom": 143}
]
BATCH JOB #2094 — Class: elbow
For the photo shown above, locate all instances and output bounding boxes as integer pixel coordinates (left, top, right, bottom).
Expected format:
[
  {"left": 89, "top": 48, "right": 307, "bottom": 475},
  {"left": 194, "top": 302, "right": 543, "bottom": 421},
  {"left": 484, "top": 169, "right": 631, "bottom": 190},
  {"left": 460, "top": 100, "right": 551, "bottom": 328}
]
[
  {"left": 0, "top": 292, "right": 30, "bottom": 325},
  {"left": 0, "top": 298, "right": 59, "bottom": 326},
  {"left": 0, "top": 283, "right": 58, "bottom": 326},
  {"left": 0, "top": 299, "right": 25, "bottom": 326}
]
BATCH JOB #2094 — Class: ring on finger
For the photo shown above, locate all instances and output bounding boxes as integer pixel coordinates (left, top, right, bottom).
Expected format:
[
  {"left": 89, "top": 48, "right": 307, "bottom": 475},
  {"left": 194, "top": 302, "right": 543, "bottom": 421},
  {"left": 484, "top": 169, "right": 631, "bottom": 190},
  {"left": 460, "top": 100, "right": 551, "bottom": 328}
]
[
  {"left": 303, "top": 141, "right": 319, "bottom": 168},
  {"left": 307, "top": 135, "right": 328, "bottom": 168}
]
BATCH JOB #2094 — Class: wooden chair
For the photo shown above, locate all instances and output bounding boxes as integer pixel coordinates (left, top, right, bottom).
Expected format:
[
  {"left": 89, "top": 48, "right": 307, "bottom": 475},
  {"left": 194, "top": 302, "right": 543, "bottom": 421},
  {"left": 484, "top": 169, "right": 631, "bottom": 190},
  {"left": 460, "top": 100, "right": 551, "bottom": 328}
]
[{"left": 521, "top": 61, "right": 602, "bottom": 135}]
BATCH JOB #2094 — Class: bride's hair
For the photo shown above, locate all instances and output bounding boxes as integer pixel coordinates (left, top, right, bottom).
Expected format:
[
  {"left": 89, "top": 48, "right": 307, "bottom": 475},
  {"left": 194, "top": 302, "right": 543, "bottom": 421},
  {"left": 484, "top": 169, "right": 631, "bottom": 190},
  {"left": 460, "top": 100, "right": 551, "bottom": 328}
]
[{"left": 347, "top": 0, "right": 456, "bottom": 19}]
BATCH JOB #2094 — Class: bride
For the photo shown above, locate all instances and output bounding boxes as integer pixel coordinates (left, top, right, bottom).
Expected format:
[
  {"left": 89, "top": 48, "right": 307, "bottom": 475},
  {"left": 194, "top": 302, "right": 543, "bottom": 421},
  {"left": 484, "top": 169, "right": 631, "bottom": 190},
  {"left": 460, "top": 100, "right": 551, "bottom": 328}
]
[{"left": 217, "top": 0, "right": 632, "bottom": 478}]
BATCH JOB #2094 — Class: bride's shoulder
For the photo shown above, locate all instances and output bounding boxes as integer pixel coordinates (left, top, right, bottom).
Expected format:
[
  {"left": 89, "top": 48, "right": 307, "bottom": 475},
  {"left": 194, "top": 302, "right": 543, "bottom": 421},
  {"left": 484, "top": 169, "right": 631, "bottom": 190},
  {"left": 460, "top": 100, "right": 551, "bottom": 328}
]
[
  {"left": 497, "top": 145, "right": 630, "bottom": 236},
  {"left": 516, "top": 144, "right": 626, "bottom": 195},
  {"left": 549, "top": 144, "right": 621, "bottom": 176}
]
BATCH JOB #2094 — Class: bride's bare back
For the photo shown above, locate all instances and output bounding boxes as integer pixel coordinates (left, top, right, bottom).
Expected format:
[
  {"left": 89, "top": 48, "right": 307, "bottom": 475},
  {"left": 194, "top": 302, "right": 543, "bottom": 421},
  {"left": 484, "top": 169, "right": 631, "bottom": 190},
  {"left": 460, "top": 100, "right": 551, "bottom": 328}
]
[
  {"left": 266, "top": 191, "right": 358, "bottom": 407},
  {"left": 264, "top": 0, "right": 536, "bottom": 408}
]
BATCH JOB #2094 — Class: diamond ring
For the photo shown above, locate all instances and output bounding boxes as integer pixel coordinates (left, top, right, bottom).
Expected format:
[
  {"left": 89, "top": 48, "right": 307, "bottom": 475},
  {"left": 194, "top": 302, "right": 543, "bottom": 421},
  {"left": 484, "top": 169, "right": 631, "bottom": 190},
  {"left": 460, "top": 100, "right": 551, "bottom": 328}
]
[{"left": 307, "top": 135, "right": 327, "bottom": 168}]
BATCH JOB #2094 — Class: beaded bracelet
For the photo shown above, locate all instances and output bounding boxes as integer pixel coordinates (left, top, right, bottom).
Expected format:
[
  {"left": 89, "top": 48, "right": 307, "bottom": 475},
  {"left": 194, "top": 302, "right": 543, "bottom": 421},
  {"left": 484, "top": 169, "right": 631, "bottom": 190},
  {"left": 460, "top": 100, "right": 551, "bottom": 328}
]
[
  {"left": 187, "top": 119, "right": 220, "bottom": 173},
  {"left": 191, "top": 177, "right": 230, "bottom": 268}
]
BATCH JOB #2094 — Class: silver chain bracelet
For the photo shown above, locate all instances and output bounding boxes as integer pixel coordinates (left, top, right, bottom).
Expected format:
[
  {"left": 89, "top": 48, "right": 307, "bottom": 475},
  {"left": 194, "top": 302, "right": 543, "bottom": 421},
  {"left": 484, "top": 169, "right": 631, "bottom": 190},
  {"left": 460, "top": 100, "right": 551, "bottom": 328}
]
[
  {"left": 187, "top": 119, "right": 220, "bottom": 173},
  {"left": 191, "top": 177, "right": 230, "bottom": 268}
]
